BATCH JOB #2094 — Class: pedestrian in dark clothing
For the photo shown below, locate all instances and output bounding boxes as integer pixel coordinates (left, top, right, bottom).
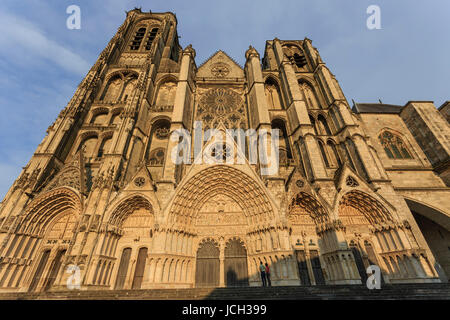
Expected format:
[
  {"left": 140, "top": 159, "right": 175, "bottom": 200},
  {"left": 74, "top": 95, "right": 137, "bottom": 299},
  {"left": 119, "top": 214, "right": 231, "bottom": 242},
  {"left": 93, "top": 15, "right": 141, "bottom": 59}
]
[
  {"left": 259, "top": 261, "right": 266, "bottom": 287},
  {"left": 265, "top": 263, "right": 271, "bottom": 286}
]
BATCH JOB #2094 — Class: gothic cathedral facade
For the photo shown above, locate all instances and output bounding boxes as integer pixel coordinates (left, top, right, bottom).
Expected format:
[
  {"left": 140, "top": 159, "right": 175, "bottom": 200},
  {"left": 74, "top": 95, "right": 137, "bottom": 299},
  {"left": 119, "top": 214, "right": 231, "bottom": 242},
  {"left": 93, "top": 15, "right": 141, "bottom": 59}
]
[{"left": 0, "top": 9, "right": 449, "bottom": 293}]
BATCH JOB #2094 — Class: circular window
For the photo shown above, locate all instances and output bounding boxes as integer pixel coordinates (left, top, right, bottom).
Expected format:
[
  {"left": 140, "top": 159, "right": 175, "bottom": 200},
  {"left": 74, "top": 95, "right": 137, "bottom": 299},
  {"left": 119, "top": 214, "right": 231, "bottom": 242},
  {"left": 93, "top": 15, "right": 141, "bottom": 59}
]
[
  {"left": 134, "top": 177, "right": 146, "bottom": 187},
  {"left": 211, "top": 143, "right": 231, "bottom": 161}
]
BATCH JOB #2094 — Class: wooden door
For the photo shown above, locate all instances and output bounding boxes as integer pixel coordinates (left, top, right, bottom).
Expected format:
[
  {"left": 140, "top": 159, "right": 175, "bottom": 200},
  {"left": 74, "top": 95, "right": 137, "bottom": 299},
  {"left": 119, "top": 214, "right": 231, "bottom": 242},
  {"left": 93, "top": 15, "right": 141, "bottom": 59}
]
[
  {"left": 114, "top": 248, "right": 131, "bottom": 289},
  {"left": 310, "top": 250, "right": 325, "bottom": 285},
  {"left": 364, "top": 241, "right": 385, "bottom": 284},
  {"left": 195, "top": 240, "right": 220, "bottom": 287},
  {"left": 132, "top": 247, "right": 148, "bottom": 289},
  {"left": 224, "top": 239, "right": 248, "bottom": 287},
  {"left": 28, "top": 250, "right": 50, "bottom": 292},
  {"left": 350, "top": 242, "right": 367, "bottom": 283},
  {"left": 43, "top": 249, "right": 66, "bottom": 291},
  {"left": 295, "top": 250, "right": 311, "bottom": 286}
]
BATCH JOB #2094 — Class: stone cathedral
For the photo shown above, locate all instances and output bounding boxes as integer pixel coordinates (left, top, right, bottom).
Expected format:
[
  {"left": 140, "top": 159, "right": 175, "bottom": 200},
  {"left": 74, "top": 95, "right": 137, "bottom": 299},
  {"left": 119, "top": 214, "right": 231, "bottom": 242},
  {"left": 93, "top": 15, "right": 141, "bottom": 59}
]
[{"left": 0, "top": 9, "right": 449, "bottom": 294}]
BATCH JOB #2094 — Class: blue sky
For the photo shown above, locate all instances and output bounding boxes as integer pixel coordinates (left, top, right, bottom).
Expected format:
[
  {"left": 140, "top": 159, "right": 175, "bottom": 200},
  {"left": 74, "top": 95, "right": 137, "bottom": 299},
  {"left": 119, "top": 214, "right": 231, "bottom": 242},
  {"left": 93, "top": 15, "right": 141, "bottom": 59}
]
[{"left": 0, "top": 0, "right": 449, "bottom": 199}]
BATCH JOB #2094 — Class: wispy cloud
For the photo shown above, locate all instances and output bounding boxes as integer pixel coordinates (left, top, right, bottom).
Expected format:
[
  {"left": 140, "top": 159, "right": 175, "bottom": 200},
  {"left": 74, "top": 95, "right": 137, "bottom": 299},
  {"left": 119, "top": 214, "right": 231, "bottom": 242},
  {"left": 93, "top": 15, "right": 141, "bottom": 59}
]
[{"left": 0, "top": 11, "right": 90, "bottom": 75}]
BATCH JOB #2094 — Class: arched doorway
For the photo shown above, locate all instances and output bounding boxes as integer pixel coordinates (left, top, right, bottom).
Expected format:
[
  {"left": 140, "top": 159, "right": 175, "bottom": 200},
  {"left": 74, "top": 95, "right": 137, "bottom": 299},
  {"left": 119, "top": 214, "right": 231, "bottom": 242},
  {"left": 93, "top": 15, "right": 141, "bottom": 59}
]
[
  {"left": 0, "top": 188, "right": 82, "bottom": 292},
  {"left": 288, "top": 192, "right": 327, "bottom": 286},
  {"left": 108, "top": 195, "right": 154, "bottom": 290},
  {"left": 132, "top": 247, "right": 148, "bottom": 289},
  {"left": 195, "top": 239, "right": 220, "bottom": 287},
  {"left": 349, "top": 240, "right": 368, "bottom": 283},
  {"left": 406, "top": 199, "right": 450, "bottom": 281},
  {"left": 43, "top": 249, "right": 67, "bottom": 291},
  {"left": 28, "top": 250, "right": 51, "bottom": 292},
  {"left": 224, "top": 238, "right": 248, "bottom": 287},
  {"left": 27, "top": 211, "right": 77, "bottom": 292},
  {"left": 115, "top": 248, "right": 131, "bottom": 290}
]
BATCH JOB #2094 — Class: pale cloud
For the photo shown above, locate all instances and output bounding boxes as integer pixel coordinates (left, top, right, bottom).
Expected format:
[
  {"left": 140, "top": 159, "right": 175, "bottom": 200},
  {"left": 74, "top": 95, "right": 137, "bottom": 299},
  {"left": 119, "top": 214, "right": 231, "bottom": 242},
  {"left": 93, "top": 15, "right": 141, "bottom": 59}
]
[{"left": 0, "top": 11, "right": 90, "bottom": 76}]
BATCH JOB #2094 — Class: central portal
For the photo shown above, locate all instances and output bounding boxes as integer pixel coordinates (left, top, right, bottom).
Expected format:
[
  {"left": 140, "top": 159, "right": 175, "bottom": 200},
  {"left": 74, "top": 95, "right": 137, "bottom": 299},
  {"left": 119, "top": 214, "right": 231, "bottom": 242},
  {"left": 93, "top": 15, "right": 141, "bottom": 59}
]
[
  {"left": 225, "top": 238, "right": 249, "bottom": 287},
  {"left": 194, "top": 194, "right": 249, "bottom": 287}
]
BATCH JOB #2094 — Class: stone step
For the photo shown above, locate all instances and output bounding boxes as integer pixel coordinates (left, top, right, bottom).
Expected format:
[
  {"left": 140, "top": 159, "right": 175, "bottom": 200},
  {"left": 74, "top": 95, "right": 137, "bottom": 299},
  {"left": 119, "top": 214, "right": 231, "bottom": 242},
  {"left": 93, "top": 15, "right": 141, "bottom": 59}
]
[{"left": 2, "top": 283, "right": 450, "bottom": 300}]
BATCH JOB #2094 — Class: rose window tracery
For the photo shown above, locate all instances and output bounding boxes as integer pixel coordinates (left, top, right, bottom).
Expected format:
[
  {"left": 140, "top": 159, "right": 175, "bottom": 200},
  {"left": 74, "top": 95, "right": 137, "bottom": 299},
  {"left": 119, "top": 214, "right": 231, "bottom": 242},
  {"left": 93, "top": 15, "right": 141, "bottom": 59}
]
[
  {"left": 197, "top": 88, "right": 246, "bottom": 130},
  {"left": 211, "top": 143, "right": 231, "bottom": 161},
  {"left": 210, "top": 62, "right": 230, "bottom": 78}
]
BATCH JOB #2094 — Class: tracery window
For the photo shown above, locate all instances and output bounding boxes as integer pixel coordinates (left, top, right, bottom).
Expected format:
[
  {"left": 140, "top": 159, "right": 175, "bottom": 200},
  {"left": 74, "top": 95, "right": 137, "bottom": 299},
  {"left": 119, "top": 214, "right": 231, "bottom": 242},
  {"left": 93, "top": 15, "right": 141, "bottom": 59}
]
[
  {"left": 318, "top": 140, "right": 330, "bottom": 168},
  {"left": 271, "top": 119, "right": 292, "bottom": 165},
  {"left": 264, "top": 78, "right": 283, "bottom": 110},
  {"left": 100, "top": 72, "right": 138, "bottom": 102},
  {"left": 155, "top": 81, "right": 177, "bottom": 107},
  {"left": 145, "top": 28, "right": 159, "bottom": 50},
  {"left": 130, "top": 27, "right": 146, "bottom": 50},
  {"left": 211, "top": 143, "right": 231, "bottom": 161},
  {"left": 378, "top": 131, "right": 412, "bottom": 159},
  {"left": 97, "top": 137, "right": 112, "bottom": 158},
  {"left": 299, "top": 81, "right": 320, "bottom": 109},
  {"left": 129, "top": 26, "right": 159, "bottom": 51},
  {"left": 293, "top": 53, "right": 307, "bottom": 68},
  {"left": 317, "top": 114, "right": 332, "bottom": 135},
  {"left": 148, "top": 148, "right": 165, "bottom": 166},
  {"left": 282, "top": 45, "right": 308, "bottom": 70}
]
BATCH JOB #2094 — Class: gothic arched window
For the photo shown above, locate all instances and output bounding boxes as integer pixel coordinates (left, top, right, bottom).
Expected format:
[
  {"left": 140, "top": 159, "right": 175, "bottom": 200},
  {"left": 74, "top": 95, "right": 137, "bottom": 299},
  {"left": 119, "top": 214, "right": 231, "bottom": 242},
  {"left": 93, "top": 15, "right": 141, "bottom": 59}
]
[
  {"left": 271, "top": 119, "right": 292, "bottom": 165},
  {"left": 155, "top": 81, "right": 177, "bottom": 107},
  {"left": 109, "top": 111, "right": 122, "bottom": 125},
  {"left": 282, "top": 45, "right": 307, "bottom": 69},
  {"left": 264, "top": 78, "right": 283, "bottom": 110},
  {"left": 299, "top": 81, "right": 320, "bottom": 109},
  {"left": 317, "top": 114, "right": 332, "bottom": 135},
  {"left": 97, "top": 137, "right": 112, "bottom": 158},
  {"left": 293, "top": 53, "right": 307, "bottom": 68},
  {"left": 100, "top": 75, "right": 122, "bottom": 102},
  {"left": 148, "top": 148, "right": 165, "bottom": 166},
  {"left": 309, "top": 115, "right": 319, "bottom": 135},
  {"left": 145, "top": 28, "right": 159, "bottom": 50},
  {"left": 78, "top": 136, "right": 98, "bottom": 159},
  {"left": 378, "top": 131, "right": 412, "bottom": 159},
  {"left": 318, "top": 140, "right": 330, "bottom": 168},
  {"left": 146, "top": 119, "right": 171, "bottom": 164},
  {"left": 119, "top": 75, "right": 138, "bottom": 101},
  {"left": 130, "top": 27, "right": 146, "bottom": 50},
  {"left": 345, "top": 138, "right": 370, "bottom": 181},
  {"left": 327, "top": 140, "right": 341, "bottom": 167},
  {"left": 90, "top": 111, "right": 108, "bottom": 125}
]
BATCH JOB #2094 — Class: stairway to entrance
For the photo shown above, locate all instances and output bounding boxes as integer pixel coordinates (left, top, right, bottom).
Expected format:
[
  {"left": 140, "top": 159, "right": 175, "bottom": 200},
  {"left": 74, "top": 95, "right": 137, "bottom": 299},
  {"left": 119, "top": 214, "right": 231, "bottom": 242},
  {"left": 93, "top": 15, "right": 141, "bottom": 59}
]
[{"left": 1, "top": 283, "right": 450, "bottom": 300}]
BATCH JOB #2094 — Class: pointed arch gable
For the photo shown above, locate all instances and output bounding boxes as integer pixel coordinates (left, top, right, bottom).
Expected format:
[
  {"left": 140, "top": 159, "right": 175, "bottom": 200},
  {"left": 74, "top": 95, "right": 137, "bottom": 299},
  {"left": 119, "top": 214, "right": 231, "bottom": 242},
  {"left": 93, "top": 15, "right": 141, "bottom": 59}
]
[
  {"left": 288, "top": 192, "right": 330, "bottom": 225},
  {"left": 20, "top": 187, "right": 82, "bottom": 235},
  {"left": 153, "top": 78, "right": 177, "bottom": 106},
  {"left": 167, "top": 165, "right": 276, "bottom": 227},
  {"left": 106, "top": 194, "right": 155, "bottom": 227},
  {"left": 338, "top": 190, "right": 393, "bottom": 225}
]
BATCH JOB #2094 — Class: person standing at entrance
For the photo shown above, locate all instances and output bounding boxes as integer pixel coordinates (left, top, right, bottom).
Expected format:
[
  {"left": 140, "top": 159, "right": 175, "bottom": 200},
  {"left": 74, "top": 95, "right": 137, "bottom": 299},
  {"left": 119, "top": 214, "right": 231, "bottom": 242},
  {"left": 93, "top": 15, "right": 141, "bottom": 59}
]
[
  {"left": 265, "top": 262, "right": 271, "bottom": 287},
  {"left": 259, "top": 261, "right": 266, "bottom": 287}
]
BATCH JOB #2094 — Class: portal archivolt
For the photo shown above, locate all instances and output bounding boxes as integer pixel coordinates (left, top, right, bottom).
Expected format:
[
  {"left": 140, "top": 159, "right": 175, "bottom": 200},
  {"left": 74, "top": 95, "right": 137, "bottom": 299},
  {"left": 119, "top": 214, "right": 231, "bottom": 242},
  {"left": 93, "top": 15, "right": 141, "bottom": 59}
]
[
  {"left": 168, "top": 165, "right": 275, "bottom": 228},
  {"left": 0, "top": 187, "right": 82, "bottom": 292}
]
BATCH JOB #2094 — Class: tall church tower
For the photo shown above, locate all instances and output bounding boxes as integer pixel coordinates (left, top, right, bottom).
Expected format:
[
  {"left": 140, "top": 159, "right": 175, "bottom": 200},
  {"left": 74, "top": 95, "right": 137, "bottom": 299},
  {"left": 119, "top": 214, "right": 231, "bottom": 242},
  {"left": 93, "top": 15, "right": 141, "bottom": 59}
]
[{"left": 0, "top": 9, "right": 447, "bottom": 294}]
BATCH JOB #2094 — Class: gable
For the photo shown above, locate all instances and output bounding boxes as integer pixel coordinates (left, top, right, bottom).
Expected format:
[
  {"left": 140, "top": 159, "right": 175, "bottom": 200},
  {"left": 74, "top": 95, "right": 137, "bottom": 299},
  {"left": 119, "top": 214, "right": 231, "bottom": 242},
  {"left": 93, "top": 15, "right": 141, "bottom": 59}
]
[{"left": 197, "top": 50, "right": 244, "bottom": 79}]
